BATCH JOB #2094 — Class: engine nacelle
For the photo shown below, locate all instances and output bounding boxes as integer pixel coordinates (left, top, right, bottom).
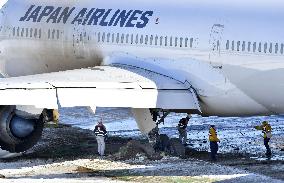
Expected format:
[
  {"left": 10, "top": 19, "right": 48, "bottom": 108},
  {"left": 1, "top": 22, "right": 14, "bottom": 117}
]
[{"left": 0, "top": 106, "right": 44, "bottom": 153}]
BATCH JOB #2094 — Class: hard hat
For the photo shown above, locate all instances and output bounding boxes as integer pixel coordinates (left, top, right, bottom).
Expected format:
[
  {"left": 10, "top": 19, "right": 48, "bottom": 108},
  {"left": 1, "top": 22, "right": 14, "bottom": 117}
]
[{"left": 262, "top": 121, "right": 268, "bottom": 125}]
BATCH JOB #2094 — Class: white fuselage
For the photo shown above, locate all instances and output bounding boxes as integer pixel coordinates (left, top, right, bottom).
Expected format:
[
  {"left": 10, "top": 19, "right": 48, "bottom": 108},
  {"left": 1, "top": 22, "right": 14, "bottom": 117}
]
[{"left": 0, "top": 0, "right": 284, "bottom": 116}]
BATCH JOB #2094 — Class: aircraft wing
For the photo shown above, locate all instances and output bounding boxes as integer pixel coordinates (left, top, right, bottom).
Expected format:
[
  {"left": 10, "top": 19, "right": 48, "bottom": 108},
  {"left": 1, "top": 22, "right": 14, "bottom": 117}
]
[{"left": 0, "top": 65, "right": 201, "bottom": 113}]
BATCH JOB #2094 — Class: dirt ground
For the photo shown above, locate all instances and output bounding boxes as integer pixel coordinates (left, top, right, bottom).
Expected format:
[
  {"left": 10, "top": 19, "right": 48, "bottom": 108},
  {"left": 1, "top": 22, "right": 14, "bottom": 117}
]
[{"left": 0, "top": 124, "right": 283, "bottom": 182}]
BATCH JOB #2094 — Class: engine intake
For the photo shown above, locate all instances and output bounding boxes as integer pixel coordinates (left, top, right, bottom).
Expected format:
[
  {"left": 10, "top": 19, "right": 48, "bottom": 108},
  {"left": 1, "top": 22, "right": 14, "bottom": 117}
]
[{"left": 0, "top": 106, "right": 44, "bottom": 153}]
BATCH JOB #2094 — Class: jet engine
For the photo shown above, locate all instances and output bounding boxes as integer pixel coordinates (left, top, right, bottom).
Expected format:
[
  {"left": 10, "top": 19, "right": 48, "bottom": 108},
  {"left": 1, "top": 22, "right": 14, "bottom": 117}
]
[{"left": 0, "top": 106, "right": 44, "bottom": 153}]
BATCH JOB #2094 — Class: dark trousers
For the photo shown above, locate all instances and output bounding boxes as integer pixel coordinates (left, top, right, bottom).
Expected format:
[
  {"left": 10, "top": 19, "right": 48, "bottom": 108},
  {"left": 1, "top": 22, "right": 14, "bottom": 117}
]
[
  {"left": 210, "top": 141, "right": 218, "bottom": 160},
  {"left": 264, "top": 138, "right": 271, "bottom": 157}
]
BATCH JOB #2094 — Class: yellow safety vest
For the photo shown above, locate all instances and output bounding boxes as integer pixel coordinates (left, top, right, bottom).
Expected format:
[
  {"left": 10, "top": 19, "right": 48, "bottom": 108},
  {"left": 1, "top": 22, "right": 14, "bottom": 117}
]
[
  {"left": 209, "top": 127, "right": 220, "bottom": 142},
  {"left": 255, "top": 124, "right": 272, "bottom": 138}
]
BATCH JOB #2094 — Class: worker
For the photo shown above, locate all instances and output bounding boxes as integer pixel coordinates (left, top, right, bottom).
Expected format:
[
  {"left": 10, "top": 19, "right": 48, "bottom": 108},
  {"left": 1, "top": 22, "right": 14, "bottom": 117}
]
[
  {"left": 209, "top": 124, "right": 220, "bottom": 161},
  {"left": 177, "top": 114, "right": 191, "bottom": 145},
  {"left": 254, "top": 121, "right": 272, "bottom": 157},
  {"left": 94, "top": 119, "right": 108, "bottom": 157}
]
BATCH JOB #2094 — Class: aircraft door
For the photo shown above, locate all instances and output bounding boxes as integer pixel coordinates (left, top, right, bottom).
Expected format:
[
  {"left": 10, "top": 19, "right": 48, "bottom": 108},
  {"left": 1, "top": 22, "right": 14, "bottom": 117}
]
[
  {"left": 72, "top": 23, "right": 86, "bottom": 59},
  {"left": 209, "top": 24, "right": 224, "bottom": 68}
]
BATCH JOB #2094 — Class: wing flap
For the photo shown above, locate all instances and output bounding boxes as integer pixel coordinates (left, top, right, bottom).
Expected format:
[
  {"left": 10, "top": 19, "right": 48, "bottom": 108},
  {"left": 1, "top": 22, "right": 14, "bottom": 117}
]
[{"left": 0, "top": 65, "right": 200, "bottom": 112}]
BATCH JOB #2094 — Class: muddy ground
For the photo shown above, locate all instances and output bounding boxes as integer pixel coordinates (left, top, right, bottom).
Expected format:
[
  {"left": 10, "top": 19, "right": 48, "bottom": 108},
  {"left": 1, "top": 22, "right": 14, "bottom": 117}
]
[{"left": 0, "top": 124, "right": 283, "bottom": 182}]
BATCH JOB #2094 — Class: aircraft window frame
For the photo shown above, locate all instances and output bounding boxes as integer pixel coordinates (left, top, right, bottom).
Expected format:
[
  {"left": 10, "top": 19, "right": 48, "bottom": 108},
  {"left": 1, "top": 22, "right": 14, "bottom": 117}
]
[
  {"left": 175, "top": 37, "right": 178, "bottom": 47},
  {"left": 52, "top": 29, "right": 56, "bottom": 40},
  {"left": 121, "top": 34, "right": 124, "bottom": 44},
  {"left": 145, "top": 35, "right": 148, "bottom": 45},
  {"left": 258, "top": 42, "right": 262, "bottom": 52},
  {"left": 281, "top": 43, "right": 284, "bottom": 54},
  {"left": 269, "top": 43, "right": 272, "bottom": 54},
  {"left": 111, "top": 33, "right": 115, "bottom": 43},
  {"left": 134, "top": 34, "right": 138, "bottom": 44},
  {"left": 17, "top": 27, "right": 20, "bottom": 37},
  {"left": 253, "top": 42, "right": 257, "bottom": 52},
  {"left": 242, "top": 41, "right": 245, "bottom": 51},
  {"left": 160, "top": 36, "right": 163, "bottom": 46},
  {"left": 275, "top": 43, "right": 279, "bottom": 54},
  {"left": 237, "top": 41, "right": 240, "bottom": 51},
  {"left": 125, "top": 34, "right": 129, "bottom": 44},
  {"left": 185, "top": 37, "right": 188, "bottom": 47},
  {"left": 131, "top": 34, "right": 134, "bottom": 44},
  {"left": 170, "top": 36, "right": 173, "bottom": 47},
  {"left": 48, "top": 29, "right": 51, "bottom": 39},
  {"left": 264, "top": 43, "right": 267, "bottom": 53},
  {"left": 248, "top": 42, "right": 251, "bottom": 52},
  {"left": 106, "top": 33, "right": 110, "bottom": 43},
  {"left": 26, "top": 28, "right": 29, "bottom": 37},
  {"left": 97, "top": 32, "right": 101, "bottom": 42},
  {"left": 116, "top": 33, "right": 120, "bottom": 44},
  {"left": 155, "top": 35, "right": 158, "bottom": 46},
  {"left": 150, "top": 35, "right": 153, "bottom": 45},
  {"left": 140, "top": 35, "right": 143, "bottom": 44},
  {"left": 165, "top": 36, "right": 168, "bottom": 47},
  {"left": 34, "top": 28, "right": 37, "bottom": 38},
  {"left": 190, "top": 38, "right": 194, "bottom": 48},
  {"left": 231, "top": 41, "right": 234, "bottom": 51},
  {"left": 102, "top": 32, "right": 106, "bottom": 42},
  {"left": 57, "top": 30, "right": 60, "bottom": 40},
  {"left": 30, "top": 28, "right": 33, "bottom": 38},
  {"left": 12, "top": 27, "right": 15, "bottom": 37},
  {"left": 226, "top": 40, "right": 229, "bottom": 50},
  {"left": 39, "top": 29, "right": 42, "bottom": 39},
  {"left": 180, "top": 37, "right": 183, "bottom": 47}
]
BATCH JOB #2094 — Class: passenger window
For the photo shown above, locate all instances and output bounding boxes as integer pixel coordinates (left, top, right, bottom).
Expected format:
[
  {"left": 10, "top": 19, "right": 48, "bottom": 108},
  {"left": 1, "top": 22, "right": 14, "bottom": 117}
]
[
  {"left": 160, "top": 36, "right": 163, "bottom": 46},
  {"left": 135, "top": 34, "right": 138, "bottom": 44},
  {"left": 30, "top": 28, "right": 33, "bottom": 38},
  {"left": 242, "top": 41, "right": 245, "bottom": 51},
  {"left": 175, "top": 37, "right": 178, "bottom": 47},
  {"left": 253, "top": 42, "right": 256, "bottom": 52},
  {"left": 180, "top": 37, "right": 183, "bottom": 47},
  {"left": 111, "top": 33, "right": 114, "bottom": 43},
  {"left": 107, "top": 33, "right": 110, "bottom": 43},
  {"left": 57, "top": 30, "right": 60, "bottom": 40},
  {"left": 121, "top": 34, "right": 124, "bottom": 43},
  {"left": 190, "top": 38, "right": 193, "bottom": 48},
  {"left": 12, "top": 27, "right": 15, "bottom": 36},
  {"left": 26, "top": 28, "right": 29, "bottom": 37},
  {"left": 226, "top": 40, "right": 229, "bottom": 50},
  {"left": 125, "top": 34, "right": 129, "bottom": 44},
  {"left": 231, "top": 41, "right": 234, "bottom": 51},
  {"left": 145, "top": 35, "right": 148, "bottom": 45},
  {"left": 38, "top": 29, "right": 41, "bottom": 39},
  {"left": 170, "top": 36, "right": 173, "bottom": 46},
  {"left": 185, "top": 38, "right": 188, "bottom": 47},
  {"left": 275, "top": 43, "right": 279, "bottom": 54},
  {"left": 155, "top": 36, "right": 158, "bottom": 46},
  {"left": 269, "top": 43, "right": 272, "bottom": 53},
  {"left": 48, "top": 29, "right": 51, "bottom": 39},
  {"left": 264, "top": 43, "right": 267, "bottom": 53},
  {"left": 281, "top": 44, "right": 284, "bottom": 54},
  {"left": 97, "top": 32, "right": 101, "bottom": 42},
  {"left": 102, "top": 32, "right": 105, "bottom": 42},
  {"left": 139, "top": 35, "right": 142, "bottom": 44},
  {"left": 165, "top": 36, "right": 168, "bottom": 46},
  {"left": 237, "top": 41, "right": 240, "bottom": 51},
  {"left": 131, "top": 34, "right": 134, "bottom": 44},
  {"left": 34, "top": 28, "right": 37, "bottom": 38},
  {"left": 116, "top": 33, "right": 120, "bottom": 44},
  {"left": 248, "top": 42, "right": 251, "bottom": 52},
  {"left": 17, "top": 27, "right": 20, "bottom": 37},
  {"left": 258, "top": 43, "right": 262, "bottom": 52},
  {"left": 150, "top": 35, "right": 153, "bottom": 45}
]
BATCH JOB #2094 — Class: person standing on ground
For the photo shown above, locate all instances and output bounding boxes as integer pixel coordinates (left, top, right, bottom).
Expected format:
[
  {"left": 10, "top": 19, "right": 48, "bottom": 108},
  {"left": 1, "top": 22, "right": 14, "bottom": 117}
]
[
  {"left": 177, "top": 114, "right": 191, "bottom": 145},
  {"left": 209, "top": 124, "right": 220, "bottom": 161},
  {"left": 254, "top": 121, "right": 272, "bottom": 157},
  {"left": 94, "top": 119, "right": 107, "bottom": 156}
]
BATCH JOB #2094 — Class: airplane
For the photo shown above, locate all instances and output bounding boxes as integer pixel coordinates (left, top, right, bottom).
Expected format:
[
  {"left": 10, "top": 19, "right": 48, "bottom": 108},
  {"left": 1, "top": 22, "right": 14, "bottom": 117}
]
[{"left": 0, "top": 0, "right": 283, "bottom": 155}]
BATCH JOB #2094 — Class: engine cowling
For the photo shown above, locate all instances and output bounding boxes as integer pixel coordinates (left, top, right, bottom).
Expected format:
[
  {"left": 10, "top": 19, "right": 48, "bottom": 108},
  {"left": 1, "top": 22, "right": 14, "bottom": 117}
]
[{"left": 0, "top": 106, "right": 44, "bottom": 153}]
